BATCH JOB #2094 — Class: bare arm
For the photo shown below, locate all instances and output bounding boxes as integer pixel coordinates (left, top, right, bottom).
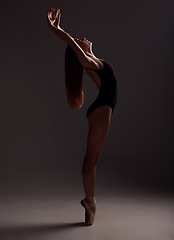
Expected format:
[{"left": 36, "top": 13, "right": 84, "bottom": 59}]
[{"left": 47, "top": 9, "right": 97, "bottom": 68}]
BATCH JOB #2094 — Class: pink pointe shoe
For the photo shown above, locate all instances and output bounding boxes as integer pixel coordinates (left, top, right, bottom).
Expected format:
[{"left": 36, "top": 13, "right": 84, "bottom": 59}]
[{"left": 81, "top": 197, "right": 96, "bottom": 225}]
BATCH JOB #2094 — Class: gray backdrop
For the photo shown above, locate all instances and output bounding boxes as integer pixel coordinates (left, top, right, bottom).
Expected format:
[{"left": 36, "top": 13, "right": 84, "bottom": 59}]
[{"left": 0, "top": 0, "right": 173, "bottom": 197}]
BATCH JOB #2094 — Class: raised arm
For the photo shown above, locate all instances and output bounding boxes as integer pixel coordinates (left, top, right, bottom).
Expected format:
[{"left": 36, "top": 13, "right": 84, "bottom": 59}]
[{"left": 47, "top": 8, "right": 97, "bottom": 69}]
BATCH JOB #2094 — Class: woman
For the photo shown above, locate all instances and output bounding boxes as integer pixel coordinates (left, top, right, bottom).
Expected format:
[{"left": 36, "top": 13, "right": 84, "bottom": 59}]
[{"left": 47, "top": 8, "right": 117, "bottom": 225}]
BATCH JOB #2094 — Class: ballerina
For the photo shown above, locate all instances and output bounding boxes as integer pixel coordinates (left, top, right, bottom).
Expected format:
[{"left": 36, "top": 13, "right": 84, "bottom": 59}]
[{"left": 47, "top": 8, "right": 117, "bottom": 225}]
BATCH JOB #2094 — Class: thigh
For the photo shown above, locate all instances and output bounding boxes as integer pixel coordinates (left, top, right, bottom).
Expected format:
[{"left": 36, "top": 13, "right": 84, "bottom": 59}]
[{"left": 86, "top": 106, "right": 112, "bottom": 154}]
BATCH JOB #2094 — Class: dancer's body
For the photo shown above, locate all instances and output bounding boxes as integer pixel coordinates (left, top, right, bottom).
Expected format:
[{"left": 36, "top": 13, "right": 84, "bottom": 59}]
[{"left": 47, "top": 8, "right": 117, "bottom": 225}]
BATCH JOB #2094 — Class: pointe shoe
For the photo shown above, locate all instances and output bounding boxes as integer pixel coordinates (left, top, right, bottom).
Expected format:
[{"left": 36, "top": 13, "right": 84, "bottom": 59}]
[{"left": 81, "top": 198, "right": 96, "bottom": 225}]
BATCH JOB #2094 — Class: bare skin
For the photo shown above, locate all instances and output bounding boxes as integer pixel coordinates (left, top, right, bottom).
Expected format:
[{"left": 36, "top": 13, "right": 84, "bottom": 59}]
[{"left": 47, "top": 8, "right": 112, "bottom": 199}]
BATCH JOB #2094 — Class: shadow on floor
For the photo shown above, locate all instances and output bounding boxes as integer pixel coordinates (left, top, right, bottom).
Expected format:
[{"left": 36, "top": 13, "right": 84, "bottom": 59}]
[{"left": 0, "top": 222, "right": 89, "bottom": 240}]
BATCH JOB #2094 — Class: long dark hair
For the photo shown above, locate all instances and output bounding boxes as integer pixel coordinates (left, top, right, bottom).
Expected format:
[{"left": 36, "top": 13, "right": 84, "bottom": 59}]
[{"left": 65, "top": 45, "right": 84, "bottom": 110}]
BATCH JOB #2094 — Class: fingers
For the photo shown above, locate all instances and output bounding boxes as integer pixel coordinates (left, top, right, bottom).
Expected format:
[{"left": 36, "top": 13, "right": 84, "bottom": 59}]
[
  {"left": 58, "top": 12, "right": 61, "bottom": 21},
  {"left": 47, "top": 8, "right": 54, "bottom": 19},
  {"left": 55, "top": 9, "right": 60, "bottom": 18},
  {"left": 47, "top": 8, "right": 60, "bottom": 15},
  {"left": 54, "top": 15, "right": 60, "bottom": 27},
  {"left": 47, "top": 8, "right": 61, "bottom": 19},
  {"left": 47, "top": 10, "right": 53, "bottom": 20},
  {"left": 47, "top": 8, "right": 55, "bottom": 16},
  {"left": 47, "top": 8, "right": 61, "bottom": 28}
]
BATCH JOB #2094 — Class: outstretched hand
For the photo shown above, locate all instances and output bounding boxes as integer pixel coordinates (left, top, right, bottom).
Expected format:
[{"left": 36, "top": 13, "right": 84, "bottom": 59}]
[{"left": 47, "top": 8, "right": 61, "bottom": 29}]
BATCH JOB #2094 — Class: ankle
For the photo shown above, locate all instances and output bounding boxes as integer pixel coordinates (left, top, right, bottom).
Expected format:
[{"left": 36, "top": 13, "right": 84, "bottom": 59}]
[{"left": 85, "top": 195, "right": 96, "bottom": 203}]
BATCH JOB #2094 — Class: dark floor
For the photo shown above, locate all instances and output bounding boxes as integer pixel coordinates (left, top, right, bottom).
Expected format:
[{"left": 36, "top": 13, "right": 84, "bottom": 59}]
[{"left": 0, "top": 186, "right": 173, "bottom": 240}]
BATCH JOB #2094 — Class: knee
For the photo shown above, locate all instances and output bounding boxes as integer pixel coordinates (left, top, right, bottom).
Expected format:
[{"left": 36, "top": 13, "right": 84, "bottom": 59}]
[
  {"left": 82, "top": 150, "right": 101, "bottom": 172},
  {"left": 85, "top": 150, "right": 101, "bottom": 163}
]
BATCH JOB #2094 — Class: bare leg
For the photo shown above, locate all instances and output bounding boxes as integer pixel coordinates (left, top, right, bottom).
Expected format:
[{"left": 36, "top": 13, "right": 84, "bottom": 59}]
[
  {"left": 82, "top": 106, "right": 112, "bottom": 198},
  {"left": 81, "top": 106, "right": 112, "bottom": 225}
]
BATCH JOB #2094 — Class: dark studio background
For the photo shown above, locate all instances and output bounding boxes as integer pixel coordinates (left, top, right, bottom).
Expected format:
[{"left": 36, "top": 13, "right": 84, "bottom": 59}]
[{"left": 0, "top": 0, "right": 174, "bottom": 199}]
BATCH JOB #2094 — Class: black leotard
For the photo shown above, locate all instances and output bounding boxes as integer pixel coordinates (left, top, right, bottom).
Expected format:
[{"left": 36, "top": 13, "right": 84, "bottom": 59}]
[{"left": 86, "top": 59, "right": 117, "bottom": 118}]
